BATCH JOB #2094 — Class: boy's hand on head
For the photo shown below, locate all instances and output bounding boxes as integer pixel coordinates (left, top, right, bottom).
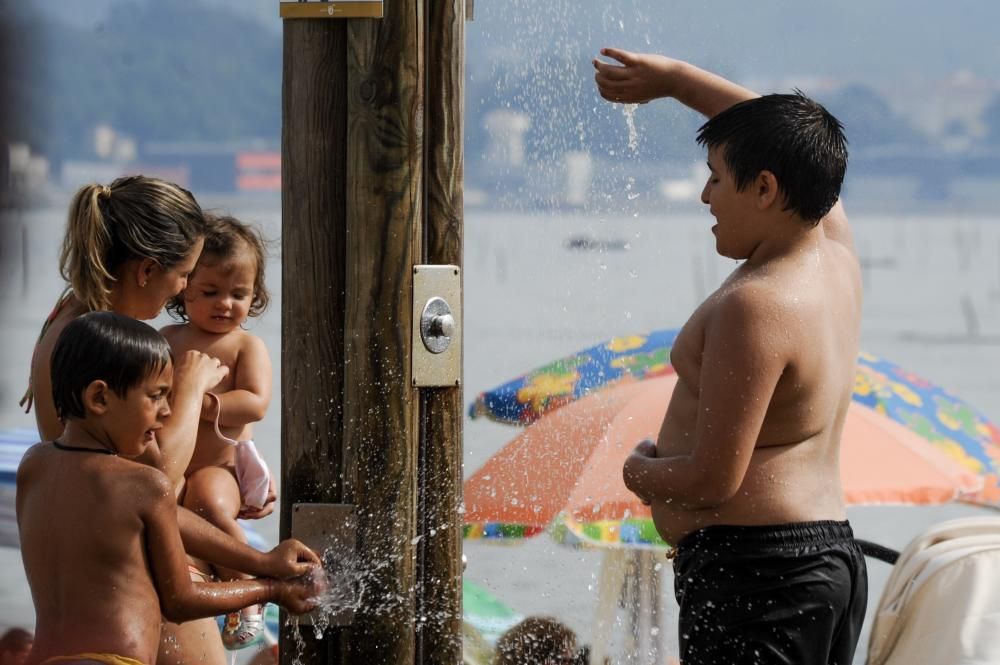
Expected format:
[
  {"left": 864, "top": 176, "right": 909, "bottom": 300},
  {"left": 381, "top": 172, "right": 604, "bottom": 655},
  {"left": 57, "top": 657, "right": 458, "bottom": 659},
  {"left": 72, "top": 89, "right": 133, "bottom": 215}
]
[
  {"left": 265, "top": 538, "right": 321, "bottom": 578},
  {"left": 277, "top": 564, "right": 328, "bottom": 615},
  {"left": 593, "top": 48, "right": 677, "bottom": 104}
]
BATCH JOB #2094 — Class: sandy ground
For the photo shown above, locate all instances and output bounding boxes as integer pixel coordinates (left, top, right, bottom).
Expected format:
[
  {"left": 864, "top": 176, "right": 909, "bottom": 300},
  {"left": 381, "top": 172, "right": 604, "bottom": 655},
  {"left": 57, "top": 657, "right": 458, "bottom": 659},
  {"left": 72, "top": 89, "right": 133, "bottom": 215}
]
[{"left": 1, "top": 196, "right": 998, "bottom": 662}]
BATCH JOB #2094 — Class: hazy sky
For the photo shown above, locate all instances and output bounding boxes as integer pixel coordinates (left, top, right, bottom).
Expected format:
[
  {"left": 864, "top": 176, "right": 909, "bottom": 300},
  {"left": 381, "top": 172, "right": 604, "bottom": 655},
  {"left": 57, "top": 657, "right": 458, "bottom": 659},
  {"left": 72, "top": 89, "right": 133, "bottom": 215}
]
[{"left": 40, "top": 0, "right": 1000, "bottom": 82}]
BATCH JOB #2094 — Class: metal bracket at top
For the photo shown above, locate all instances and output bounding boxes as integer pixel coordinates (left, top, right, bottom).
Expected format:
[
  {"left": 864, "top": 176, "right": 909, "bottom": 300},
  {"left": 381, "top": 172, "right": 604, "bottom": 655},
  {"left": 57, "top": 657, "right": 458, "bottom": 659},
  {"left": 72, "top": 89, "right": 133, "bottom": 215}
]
[
  {"left": 412, "top": 265, "right": 462, "bottom": 387},
  {"left": 279, "top": 1, "right": 383, "bottom": 19}
]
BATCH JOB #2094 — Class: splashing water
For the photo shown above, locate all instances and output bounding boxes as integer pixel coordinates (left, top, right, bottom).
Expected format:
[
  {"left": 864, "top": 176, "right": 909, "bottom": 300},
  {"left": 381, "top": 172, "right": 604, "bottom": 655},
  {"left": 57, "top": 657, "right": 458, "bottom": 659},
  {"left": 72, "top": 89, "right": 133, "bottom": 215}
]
[
  {"left": 623, "top": 103, "right": 640, "bottom": 153},
  {"left": 285, "top": 546, "right": 365, "bottom": 665},
  {"left": 285, "top": 543, "right": 440, "bottom": 664}
]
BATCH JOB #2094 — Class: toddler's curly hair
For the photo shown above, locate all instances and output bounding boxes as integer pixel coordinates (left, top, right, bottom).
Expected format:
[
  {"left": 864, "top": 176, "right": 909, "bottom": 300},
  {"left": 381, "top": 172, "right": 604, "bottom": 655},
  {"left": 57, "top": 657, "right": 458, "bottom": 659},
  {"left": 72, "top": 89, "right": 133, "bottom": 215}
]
[{"left": 166, "top": 214, "right": 270, "bottom": 321}]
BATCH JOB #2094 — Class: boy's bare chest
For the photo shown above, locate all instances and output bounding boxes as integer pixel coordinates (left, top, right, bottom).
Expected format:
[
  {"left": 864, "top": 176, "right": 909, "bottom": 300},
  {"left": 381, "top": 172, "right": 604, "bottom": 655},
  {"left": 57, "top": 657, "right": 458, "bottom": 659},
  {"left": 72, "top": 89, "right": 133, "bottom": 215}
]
[{"left": 670, "top": 292, "right": 720, "bottom": 386}]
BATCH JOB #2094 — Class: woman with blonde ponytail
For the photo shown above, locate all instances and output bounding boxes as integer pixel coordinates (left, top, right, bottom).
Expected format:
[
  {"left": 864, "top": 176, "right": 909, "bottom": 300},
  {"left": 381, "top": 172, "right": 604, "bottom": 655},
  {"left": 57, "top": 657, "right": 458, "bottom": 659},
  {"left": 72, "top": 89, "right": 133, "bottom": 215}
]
[
  {"left": 26, "top": 175, "right": 212, "bottom": 458},
  {"left": 21, "top": 175, "right": 311, "bottom": 665}
]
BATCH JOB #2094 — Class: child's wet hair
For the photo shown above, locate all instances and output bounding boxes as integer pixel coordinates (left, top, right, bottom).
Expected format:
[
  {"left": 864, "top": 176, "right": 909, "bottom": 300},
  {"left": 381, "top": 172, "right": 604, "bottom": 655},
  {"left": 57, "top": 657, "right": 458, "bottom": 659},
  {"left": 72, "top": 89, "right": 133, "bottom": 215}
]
[
  {"left": 51, "top": 311, "right": 173, "bottom": 421},
  {"left": 495, "top": 616, "right": 577, "bottom": 665},
  {"left": 696, "top": 91, "right": 848, "bottom": 224},
  {"left": 166, "top": 214, "right": 270, "bottom": 322},
  {"left": 60, "top": 175, "right": 205, "bottom": 312}
]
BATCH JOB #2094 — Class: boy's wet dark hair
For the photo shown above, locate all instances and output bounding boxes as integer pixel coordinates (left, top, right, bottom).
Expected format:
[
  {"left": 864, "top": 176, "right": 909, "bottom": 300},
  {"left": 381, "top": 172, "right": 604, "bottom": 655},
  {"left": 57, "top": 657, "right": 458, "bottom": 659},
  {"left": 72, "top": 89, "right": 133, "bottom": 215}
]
[
  {"left": 696, "top": 91, "right": 848, "bottom": 224},
  {"left": 495, "top": 616, "right": 577, "bottom": 665},
  {"left": 0, "top": 627, "right": 32, "bottom": 652},
  {"left": 51, "top": 311, "right": 173, "bottom": 420},
  {"left": 166, "top": 214, "right": 270, "bottom": 321}
]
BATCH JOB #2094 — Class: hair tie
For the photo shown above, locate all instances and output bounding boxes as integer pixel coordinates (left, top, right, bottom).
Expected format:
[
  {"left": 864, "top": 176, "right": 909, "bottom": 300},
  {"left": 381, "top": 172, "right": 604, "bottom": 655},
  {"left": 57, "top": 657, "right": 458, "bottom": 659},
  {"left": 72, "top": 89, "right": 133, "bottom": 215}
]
[{"left": 98, "top": 185, "right": 112, "bottom": 199}]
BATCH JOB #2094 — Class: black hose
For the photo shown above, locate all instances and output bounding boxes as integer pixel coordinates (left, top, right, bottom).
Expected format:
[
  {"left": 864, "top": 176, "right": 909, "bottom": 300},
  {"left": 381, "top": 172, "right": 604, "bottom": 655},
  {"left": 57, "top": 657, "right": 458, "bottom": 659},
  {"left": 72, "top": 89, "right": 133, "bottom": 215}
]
[{"left": 855, "top": 538, "right": 900, "bottom": 565}]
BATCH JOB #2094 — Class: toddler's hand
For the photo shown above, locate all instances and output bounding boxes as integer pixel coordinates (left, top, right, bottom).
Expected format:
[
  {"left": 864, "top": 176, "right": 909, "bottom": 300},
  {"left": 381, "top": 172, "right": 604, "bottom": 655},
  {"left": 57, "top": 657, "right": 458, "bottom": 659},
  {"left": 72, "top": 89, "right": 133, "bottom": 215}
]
[
  {"left": 265, "top": 538, "right": 321, "bottom": 579},
  {"left": 239, "top": 474, "right": 277, "bottom": 520}
]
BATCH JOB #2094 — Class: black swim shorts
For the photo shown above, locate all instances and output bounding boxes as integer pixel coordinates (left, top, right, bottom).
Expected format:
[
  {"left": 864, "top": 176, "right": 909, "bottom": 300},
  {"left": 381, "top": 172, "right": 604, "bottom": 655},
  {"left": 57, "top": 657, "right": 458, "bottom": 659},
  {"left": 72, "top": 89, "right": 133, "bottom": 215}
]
[{"left": 672, "top": 520, "right": 867, "bottom": 665}]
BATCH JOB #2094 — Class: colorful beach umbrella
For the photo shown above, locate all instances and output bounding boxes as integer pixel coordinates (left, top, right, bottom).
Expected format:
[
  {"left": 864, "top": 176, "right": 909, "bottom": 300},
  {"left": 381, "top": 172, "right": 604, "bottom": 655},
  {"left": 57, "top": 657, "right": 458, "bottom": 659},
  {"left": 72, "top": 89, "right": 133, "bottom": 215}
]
[
  {"left": 464, "top": 374, "right": 983, "bottom": 549},
  {"left": 464, "top": 329, "right": 1000, "bottom": 549},
  {"left": 469, "top": 329, "right": 1000, "bottom": 509}
]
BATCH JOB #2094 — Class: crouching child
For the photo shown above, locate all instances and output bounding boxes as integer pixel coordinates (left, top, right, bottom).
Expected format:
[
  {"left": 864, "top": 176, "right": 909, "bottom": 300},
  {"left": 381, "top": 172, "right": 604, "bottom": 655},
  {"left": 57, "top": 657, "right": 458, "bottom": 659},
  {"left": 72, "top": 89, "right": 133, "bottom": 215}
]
[{"left": 16, "top": 311, "right": 323, "bottom": 665}]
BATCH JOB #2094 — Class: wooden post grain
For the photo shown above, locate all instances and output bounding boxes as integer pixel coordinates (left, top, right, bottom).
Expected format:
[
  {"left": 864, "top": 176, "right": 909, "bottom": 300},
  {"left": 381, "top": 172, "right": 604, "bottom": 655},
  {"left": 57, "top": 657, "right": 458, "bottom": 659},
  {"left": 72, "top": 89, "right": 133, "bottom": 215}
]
[
  {"left": 280, "top": 17, "right": 348, "bottom": 663},
  {"left": 281, "top": 0, "right": 463, "bottom": 659},
  {"left": 416, "top": 0, "right": 465, "bottom": 662},
  {"left": 339, "top": 0, "right": 423, "bottom": 659}
]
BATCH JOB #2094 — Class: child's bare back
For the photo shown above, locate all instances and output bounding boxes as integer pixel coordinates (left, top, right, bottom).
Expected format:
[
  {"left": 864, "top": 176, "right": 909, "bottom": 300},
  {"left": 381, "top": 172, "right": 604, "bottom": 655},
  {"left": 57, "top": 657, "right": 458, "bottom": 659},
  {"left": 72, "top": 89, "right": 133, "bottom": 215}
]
[
  {"left": 18, "top": 444, "right": 175, "bottom": 663},
  {"left": 16, "top": 312, "right": 319, "bottom": 665}
]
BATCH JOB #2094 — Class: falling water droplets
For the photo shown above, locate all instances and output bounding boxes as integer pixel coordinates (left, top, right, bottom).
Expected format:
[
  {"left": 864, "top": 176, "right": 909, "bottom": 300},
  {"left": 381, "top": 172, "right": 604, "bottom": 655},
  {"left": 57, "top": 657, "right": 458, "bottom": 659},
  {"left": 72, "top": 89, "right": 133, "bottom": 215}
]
[{"left": 623, "top": 104, "right": 640, "bottom": 154}]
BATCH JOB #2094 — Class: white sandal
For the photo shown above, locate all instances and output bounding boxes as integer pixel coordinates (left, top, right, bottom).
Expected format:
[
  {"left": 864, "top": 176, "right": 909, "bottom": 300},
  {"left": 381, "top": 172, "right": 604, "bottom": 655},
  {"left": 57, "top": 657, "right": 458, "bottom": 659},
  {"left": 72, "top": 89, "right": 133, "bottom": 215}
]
[{"left": 222, "top": 605, "right": 265, "bottom": 650}]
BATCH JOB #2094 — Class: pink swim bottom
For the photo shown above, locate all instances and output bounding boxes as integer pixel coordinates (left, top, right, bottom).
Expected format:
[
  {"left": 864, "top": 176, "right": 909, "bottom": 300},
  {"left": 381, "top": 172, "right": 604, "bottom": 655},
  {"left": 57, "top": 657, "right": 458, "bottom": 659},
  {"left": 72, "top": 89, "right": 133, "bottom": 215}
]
[{"left": 233, "top": 439, "right": 270, "bottom": 510}]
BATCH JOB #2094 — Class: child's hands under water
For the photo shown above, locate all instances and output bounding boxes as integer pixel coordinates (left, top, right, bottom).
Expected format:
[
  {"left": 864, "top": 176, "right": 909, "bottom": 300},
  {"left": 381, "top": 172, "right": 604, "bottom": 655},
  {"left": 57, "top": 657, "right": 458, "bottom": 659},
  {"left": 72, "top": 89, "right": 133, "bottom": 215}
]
[
  {"left": 277, "top": 564, "right": 329, "bottom": 615},
  {"left": 264, "top": 538, "right": 321, "bottom": 579}
]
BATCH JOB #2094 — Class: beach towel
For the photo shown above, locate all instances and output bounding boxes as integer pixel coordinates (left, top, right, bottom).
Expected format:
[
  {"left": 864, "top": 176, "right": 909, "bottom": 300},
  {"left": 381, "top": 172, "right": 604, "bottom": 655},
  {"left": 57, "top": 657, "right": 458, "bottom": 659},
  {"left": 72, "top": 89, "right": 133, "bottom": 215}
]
[{"left": 867, "top": 516, "right": 1000, "bottom": 665}]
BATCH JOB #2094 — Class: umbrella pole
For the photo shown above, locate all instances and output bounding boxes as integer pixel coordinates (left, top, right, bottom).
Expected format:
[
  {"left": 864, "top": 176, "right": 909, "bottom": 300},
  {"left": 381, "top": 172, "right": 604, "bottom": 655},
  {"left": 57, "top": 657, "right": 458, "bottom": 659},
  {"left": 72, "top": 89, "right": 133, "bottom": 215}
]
[
  {"left": 624, "top": 551, "right": 639, "bottom": 662},
  {"left": 637, "top": 550, "right": 662, "bottom": 665},
  {"left": 591, "top": 549, "right": 628, "bottom": 665}
]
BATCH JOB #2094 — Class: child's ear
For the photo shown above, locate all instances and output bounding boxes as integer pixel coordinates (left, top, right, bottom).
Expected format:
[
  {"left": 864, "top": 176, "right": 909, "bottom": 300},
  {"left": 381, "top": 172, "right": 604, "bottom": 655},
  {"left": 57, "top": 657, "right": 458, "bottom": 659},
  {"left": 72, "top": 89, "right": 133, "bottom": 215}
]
[
  {"left": 136, "top": 258, "right": 159, "bottom": 289},
  {"left": 83, "top": 380, "right": 112, "bottom": 415},
  {"left": 755, "top": 171, "right": 780, "bottom": 210}
]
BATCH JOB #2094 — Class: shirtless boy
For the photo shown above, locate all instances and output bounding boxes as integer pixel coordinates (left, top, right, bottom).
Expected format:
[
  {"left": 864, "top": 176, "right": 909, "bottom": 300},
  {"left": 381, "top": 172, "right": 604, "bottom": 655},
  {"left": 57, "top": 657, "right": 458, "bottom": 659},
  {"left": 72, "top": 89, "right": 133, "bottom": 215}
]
[
  {"left": 595, "top": 49, "right": 867, "bottom": 664},
  {"left": 16, "top": 312, "right": 323, "bottom": 665}
]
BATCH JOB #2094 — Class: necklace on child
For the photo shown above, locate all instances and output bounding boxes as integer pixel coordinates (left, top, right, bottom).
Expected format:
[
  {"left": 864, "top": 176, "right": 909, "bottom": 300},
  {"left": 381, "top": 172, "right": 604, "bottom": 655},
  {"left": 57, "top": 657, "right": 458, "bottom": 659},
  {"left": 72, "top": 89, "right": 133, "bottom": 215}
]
[{"left": 52, "top": 440, "right": 117, "bottom": 456}]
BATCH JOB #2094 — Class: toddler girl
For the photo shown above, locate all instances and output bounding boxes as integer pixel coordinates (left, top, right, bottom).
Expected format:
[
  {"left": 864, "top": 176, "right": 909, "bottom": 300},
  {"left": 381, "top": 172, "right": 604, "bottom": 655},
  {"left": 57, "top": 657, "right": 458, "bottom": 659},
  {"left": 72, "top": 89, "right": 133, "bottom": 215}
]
[{"left": 161, "top": 214, "right": 274, "bottom": 649}]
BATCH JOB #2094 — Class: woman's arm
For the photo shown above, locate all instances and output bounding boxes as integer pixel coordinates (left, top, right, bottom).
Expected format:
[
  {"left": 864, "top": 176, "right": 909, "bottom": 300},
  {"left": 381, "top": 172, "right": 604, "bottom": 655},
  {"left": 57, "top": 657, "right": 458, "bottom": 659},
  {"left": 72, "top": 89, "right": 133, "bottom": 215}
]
[
  {"left": 593, "top": 48, "right": 758, "bottom": 118},
  {"left": 175, "top": 506, "right": 319, "bottom": 578}
]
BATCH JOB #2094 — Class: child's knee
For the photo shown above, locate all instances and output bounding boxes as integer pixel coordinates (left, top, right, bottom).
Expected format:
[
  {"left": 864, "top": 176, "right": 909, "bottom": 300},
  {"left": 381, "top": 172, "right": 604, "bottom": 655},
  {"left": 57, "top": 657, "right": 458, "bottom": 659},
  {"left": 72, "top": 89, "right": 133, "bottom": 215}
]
[{"left": 183, "top": 468, "right": 241, "bottom": 517}]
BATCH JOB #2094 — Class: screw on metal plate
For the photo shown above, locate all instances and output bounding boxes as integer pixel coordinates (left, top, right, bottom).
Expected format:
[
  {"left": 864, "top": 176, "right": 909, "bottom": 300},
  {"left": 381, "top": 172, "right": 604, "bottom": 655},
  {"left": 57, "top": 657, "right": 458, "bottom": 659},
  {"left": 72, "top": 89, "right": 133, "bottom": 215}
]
[
  {"left": 412, "top": 265, "right": 461, "bottom": 387},
  {"left": 420, "top": 297, "right": 454, "bottom": 354}
]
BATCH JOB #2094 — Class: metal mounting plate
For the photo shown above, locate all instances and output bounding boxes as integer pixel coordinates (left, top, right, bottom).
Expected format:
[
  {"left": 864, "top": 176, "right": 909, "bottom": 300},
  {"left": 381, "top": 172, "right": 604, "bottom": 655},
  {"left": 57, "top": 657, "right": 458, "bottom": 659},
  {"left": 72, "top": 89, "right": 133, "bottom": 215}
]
[
  {"left": 412, "top": 265, "right": 462, "bottom": 387},
  {"left": 289, "top": 503, "right": 357, "bottom": 627}
]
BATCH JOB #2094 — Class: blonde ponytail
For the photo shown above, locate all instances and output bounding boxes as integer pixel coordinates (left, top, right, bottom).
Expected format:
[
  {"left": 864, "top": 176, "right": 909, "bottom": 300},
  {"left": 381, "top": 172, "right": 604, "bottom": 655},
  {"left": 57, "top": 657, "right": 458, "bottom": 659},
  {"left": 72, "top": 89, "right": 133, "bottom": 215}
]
[
  {"left": 57, "top": 175, "right": 205, "bottom": 312},
  {"left": 60, "top": 184, "right": 118, "bottom": 311}
]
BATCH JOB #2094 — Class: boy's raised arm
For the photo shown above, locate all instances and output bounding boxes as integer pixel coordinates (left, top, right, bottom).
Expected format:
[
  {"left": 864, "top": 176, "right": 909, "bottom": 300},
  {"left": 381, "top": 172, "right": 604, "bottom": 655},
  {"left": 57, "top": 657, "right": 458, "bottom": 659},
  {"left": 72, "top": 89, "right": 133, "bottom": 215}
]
[
  {"left": 593, "top": 48, "right": 758, "bottom": 118},
  {"left": 593, "top": 48, "right": 852, "bottom": 245},
  {"left": 138, "top": 350, "right": 229, "bottom": 486}
]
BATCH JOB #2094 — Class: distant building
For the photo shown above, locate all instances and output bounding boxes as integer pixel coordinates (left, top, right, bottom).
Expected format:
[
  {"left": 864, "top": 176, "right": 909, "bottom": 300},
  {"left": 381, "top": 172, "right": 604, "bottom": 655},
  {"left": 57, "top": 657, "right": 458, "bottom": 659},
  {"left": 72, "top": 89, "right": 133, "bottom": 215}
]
[
  {"left": 2, "top": 143, "right": 49, "bottom": 206},
  {"left": 139, "top": 141, "right": 280, "bottom": 193},
  {"left": 484, "top": 110, "right": 530, "bottom": 168}
]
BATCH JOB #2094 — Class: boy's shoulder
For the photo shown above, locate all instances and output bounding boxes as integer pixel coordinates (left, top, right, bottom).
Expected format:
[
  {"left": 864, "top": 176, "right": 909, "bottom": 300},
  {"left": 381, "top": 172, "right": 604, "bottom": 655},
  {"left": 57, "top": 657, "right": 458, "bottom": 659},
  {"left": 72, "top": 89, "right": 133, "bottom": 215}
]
[
  {"left": 17, "top": 442, "right": 169, "bottom": 495},
  {"left": 16, "top": 441, "right": 50, "bottom": 477}
]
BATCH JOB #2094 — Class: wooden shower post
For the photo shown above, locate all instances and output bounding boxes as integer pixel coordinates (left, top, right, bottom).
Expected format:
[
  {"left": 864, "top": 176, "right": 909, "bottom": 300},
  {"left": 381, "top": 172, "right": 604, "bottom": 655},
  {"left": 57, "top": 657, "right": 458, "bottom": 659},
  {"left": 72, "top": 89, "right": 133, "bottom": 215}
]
[{"left": 280, "top": 0, "right": 464, "bottom": 661}]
